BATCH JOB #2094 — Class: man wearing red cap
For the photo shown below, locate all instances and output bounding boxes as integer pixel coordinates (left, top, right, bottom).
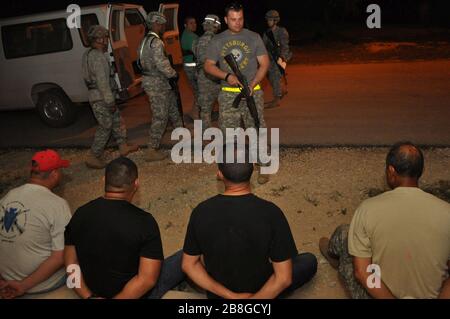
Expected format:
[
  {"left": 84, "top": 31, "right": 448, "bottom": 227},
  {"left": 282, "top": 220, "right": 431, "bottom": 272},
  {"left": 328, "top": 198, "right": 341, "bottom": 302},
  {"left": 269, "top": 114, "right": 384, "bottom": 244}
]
[{"left": 0, "top": 150, "right": 72, "bottom": 298}]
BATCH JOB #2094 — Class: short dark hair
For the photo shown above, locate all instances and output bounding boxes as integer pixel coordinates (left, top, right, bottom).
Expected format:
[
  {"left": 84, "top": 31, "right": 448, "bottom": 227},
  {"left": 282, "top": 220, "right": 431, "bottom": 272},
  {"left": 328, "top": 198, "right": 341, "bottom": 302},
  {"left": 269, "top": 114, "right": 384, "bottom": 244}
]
[
  {"left": 184, "top": 16, "right": 195, "bottom": 25},
  {"left": 105, "top": 157, "right": 138, "bottom": 191},
  {"left": 386, "top": 142, "right": 424, "bottom": 179},
  {"left": 218, "top": 143, "right": 254, "bottom": 183},
  {"left": 225, "top": 2, "right": 243, "bottom": 16}
]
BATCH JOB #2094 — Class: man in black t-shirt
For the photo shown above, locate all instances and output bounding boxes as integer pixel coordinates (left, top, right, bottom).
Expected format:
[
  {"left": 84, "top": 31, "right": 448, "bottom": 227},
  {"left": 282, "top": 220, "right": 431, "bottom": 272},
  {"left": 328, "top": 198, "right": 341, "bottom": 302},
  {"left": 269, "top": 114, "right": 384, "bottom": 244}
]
[
  {"left": 182, "top": 144, "right": 317, "bottom": 299},
  {"left": 64, "top": 157, "right": 185, "bottom": 299}
]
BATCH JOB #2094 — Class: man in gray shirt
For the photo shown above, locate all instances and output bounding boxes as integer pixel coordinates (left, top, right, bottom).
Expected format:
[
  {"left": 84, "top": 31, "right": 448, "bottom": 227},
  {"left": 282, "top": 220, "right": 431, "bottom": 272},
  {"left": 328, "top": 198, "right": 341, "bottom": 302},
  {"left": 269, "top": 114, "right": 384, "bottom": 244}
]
[
  {"left": 204, "top": 2, "right": 271, "bottom": 184},
  {"left": 0, "top": 150, "right": 71, "bottom": 298}
]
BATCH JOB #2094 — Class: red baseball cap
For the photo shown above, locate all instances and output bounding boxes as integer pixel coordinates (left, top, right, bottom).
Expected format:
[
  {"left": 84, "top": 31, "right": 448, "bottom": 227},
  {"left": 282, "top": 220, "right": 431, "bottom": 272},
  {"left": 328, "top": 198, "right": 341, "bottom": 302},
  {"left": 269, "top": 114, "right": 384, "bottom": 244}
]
[{"left": 31, "top": 149, "right": 70, "bottom": 172}]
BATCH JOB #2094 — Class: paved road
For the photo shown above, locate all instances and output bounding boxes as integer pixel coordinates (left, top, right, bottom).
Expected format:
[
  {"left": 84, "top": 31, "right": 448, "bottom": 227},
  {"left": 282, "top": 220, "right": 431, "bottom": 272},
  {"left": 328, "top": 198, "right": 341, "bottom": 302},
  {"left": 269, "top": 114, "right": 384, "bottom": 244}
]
[{"left": 1, "top": 60, "right": 449, "bottom": 148}]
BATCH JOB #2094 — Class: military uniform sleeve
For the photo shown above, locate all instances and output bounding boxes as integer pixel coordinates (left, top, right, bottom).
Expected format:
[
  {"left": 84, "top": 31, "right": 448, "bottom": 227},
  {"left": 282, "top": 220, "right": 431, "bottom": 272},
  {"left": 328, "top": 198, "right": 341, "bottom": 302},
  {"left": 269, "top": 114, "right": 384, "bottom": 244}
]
[
  {"left": 151, "top": 39, "right": 177, "bottom": 79},
  {"left": 205, "top": 38, "right": 219, "bottom": 62},
  {"left": 196, "top": 36, "right": 209, "bottom": 65},
  {"left": 262, "top": 32, "right": 270, "bottom": 48},
  {"left": 91, "top": 51, "right": 115, "bottom": 106},
  {"left": 279, "top": 28, "right": 292, "bottom": 61}
]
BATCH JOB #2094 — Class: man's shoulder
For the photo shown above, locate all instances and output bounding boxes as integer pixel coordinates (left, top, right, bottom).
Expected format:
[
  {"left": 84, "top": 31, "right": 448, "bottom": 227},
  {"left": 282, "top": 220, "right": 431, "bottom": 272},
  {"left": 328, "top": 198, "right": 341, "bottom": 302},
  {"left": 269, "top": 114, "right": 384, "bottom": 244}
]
[
  {"left": 213, "top": 29, "right": 231, "bottom": 41},
  {"left": 199, "top": 32, "right": 214, "bottom": 43},
  {"left": 87, "top": 49, "right": 105, "bottom": 60},
  {"left": 149, "top": 36, "right": 164, "bottom": 49},
  {"left": 242, "top": 28, "right": 263, "bottom": 39},
  {"left": 277, "top": 26, "right": 288, "bottom": 34}
]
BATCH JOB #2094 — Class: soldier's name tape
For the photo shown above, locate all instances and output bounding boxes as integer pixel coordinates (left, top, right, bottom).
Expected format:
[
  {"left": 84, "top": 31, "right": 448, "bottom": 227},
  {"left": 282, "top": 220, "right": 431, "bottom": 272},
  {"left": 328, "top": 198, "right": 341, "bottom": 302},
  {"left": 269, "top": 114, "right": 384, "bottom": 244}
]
[{"left": 221, "top": 84, "right": 262, "bottom": 93}]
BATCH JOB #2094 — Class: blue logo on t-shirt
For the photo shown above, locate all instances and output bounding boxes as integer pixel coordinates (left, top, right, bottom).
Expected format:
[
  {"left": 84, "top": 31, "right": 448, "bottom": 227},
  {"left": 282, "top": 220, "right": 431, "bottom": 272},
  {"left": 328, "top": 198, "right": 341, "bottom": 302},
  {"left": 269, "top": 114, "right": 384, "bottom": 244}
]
[{"left": 0, "top": 202, "right": 29, "bottom": 240}]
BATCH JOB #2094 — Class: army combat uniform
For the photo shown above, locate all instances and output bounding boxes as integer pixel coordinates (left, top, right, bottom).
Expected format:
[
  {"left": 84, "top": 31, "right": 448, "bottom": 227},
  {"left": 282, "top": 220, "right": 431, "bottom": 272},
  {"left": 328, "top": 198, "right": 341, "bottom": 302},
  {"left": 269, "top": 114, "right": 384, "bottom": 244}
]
[
  {"left": 139, "top": 12, "right": 182, "bottom": 160},
  {"left": 82, "top": 25, "right": 137, "bottom": 169},
  {"left": 194, "top": 15, "right": 221, "bottom": 131},
  {"left": 328, "top": 224, "right": 372, "bottom": 299},
  {"left": 263, "top": 10, "right": 292, "bottom": 102}
]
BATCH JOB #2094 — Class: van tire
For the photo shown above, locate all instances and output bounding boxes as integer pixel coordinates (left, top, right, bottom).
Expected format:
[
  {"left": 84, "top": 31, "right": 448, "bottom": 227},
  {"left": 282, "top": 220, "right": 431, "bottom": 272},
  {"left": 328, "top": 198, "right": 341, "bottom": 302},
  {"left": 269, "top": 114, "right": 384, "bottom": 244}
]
[{"left": 36, "top": 88, "right": 77, "bottom": 127}]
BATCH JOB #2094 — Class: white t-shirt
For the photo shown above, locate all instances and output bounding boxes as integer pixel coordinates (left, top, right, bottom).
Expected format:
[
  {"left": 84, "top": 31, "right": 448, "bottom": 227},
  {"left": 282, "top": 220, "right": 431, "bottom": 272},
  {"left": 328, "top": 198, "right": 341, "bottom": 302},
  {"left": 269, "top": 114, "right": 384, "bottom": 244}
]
[{"left": 0, "top": 184, "right": 71, "bottom": 293}]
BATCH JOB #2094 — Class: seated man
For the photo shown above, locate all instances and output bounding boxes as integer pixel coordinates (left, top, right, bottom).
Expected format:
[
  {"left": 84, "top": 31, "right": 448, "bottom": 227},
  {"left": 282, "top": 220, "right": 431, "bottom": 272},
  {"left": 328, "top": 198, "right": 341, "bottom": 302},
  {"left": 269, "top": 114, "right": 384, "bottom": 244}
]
[
  {"left": 0, "top": 150, "right": 71, "bottom": 298},
  {"left": 64, "top": 157, "right": 184, "bottom": 299},
  {"left": 182, "top": 144, "right": 317, "bottom": 299},
  {"left": 320, "top": 142, "right": 450, "bottom": 299}
]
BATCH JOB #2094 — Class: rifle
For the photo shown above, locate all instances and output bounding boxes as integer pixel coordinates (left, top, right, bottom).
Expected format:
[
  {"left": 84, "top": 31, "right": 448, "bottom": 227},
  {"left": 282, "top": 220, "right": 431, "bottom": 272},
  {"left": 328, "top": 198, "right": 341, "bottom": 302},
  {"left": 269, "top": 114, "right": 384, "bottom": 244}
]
[
  {"left": 265, "top": 30, "right": 288, "bottom": 85},
  {"left": 168, "top": 55, "right": 185, "bottom": 127},
  {"left": 224, "top": 53, "right": 260, "bottom": 129}
]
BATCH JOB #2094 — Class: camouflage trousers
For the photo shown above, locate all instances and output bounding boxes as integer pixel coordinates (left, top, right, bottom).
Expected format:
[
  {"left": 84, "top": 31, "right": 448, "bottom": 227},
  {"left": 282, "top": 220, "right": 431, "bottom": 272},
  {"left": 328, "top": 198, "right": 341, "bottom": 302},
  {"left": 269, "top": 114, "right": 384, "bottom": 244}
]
[
  {"left": 197, "top": 72, "right": 220, "bottom": 131},
  {"left": 184, "top": 65, "right": 199, "bottom": 112},
  {"left": 218, "top": 89, "right": 267, "bottom": 165},
  {"left": 90, "top": 101, "right": 126, "bottom": 157},
  {"left": 328, "top": 224, "right": 372, "bottom": 299},
  {"left": 267, "top": 63, "right": 282, "bottom": 98},
  {"left": 218, "top": 89, "right": 266, "bottom": 133},
  {"left": 145, "top": 87, "right": 183, "bottom": 149}
]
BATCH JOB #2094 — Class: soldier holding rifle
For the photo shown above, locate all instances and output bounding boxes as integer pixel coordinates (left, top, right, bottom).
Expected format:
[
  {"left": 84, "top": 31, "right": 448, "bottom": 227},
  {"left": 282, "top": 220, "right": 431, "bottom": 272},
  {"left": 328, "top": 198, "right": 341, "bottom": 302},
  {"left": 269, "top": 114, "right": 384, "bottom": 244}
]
[{"left": 204, "top": 2, "right": 270, "bottom": 184}]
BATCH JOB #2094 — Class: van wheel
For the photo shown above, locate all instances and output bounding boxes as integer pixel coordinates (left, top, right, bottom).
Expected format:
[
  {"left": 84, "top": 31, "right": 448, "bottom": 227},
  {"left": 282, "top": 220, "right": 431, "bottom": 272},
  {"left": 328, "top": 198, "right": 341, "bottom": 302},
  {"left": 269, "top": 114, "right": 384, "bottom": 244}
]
[{"left": 36, "top": 89, "right": 77, "bottom": 127}]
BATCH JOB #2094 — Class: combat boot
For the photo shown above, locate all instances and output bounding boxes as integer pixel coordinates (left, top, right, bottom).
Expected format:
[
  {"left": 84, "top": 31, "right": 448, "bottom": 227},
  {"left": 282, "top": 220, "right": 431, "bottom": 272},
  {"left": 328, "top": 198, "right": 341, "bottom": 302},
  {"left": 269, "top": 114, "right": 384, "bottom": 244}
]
[
  {"left": 119, "top": 143, "right": 139, "bottom": 157},
  {"left": 145, "top": 148, "right": 168, "bottom": 162},
  {"left": 264, "top": 97, "right": 280, "bottom": 109},
  {"left": 85, "top": 151, "right": 107, "bottom": 169}
]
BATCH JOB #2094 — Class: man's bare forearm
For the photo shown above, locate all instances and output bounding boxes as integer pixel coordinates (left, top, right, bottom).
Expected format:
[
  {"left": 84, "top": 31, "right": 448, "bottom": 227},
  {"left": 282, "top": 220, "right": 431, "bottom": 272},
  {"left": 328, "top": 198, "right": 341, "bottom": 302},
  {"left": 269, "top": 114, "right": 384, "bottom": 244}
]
[
  {"left": 21, "top": 251, "right": 64, "bottom": 292},
  {"left": 438, "top": 277, "right": 450, "bottom": 299},
  {"left": 65, "top": 246, "right": 93, "bottom": 299},
  {"left": 250, "top": 66, "right": 269, "bottom": 88},
  {"left": 250, "top": 273, "right": 290, "bottom": 299},
  {"left": 204, "top": 61, "right": 227, "bottom": 81},
  {"left": 355, "top": 270, "right": 395, "bottom": 299},
  {"left": 183, "top": 256, "right": 237, "bottom": 299},
  {"left": 113, "top": 274, "right": 157, "bottom": 299}
]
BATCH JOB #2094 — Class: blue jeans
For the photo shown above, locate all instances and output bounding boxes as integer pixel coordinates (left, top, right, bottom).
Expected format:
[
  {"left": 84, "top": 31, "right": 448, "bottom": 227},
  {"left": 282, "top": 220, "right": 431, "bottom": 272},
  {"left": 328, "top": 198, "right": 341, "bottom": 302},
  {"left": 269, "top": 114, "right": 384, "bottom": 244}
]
[
  {"left": 279, "top": 252, "right": 318, "bottom": 298},
  {"left": 145, "top": 250, "right": 186, "bottom": 299}
]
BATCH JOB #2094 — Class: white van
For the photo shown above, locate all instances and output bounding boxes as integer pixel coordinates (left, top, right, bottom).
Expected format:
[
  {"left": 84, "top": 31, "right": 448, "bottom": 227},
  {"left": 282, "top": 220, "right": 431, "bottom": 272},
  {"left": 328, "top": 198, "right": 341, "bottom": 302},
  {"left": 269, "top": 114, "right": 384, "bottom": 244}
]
[{"left": 0, "top": 3, "right": 181, "bottom": 127}]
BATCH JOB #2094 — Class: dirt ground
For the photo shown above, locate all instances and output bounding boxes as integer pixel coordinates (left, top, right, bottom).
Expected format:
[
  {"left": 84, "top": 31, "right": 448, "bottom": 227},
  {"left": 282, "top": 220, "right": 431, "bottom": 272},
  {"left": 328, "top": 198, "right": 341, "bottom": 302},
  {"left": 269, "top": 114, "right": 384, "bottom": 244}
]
[{"left": 1, "top": 147, "right": 449, "bottom": 298}]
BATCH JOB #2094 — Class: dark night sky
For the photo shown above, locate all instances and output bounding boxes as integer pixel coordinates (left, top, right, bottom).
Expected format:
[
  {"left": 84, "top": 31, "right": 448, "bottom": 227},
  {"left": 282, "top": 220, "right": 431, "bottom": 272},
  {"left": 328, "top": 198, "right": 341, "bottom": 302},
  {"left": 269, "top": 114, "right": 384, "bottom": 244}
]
[{"left": 2, "top": 0, "right": 450, "bottom": 36}]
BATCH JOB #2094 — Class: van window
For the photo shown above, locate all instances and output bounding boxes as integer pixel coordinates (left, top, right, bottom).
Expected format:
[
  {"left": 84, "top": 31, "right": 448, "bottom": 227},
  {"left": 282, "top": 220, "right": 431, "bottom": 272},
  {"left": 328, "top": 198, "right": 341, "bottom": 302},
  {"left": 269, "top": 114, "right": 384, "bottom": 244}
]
[
  {"left": 2, "top": 19, "right": 72, "bottom": 59},
  {"left": 79, "top": 14, "right": 100, "bottom": 47},
  {"left": 125, "top": 9, "right": 145, "bottom": 27}
]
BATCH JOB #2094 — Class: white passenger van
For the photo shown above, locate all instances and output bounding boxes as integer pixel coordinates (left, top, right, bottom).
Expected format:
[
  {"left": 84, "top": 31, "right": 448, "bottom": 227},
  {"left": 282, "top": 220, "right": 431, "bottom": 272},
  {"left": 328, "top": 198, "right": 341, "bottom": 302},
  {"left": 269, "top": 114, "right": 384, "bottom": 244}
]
[{"left": 0, "top": 3, "right": 180, "bottom": 127}]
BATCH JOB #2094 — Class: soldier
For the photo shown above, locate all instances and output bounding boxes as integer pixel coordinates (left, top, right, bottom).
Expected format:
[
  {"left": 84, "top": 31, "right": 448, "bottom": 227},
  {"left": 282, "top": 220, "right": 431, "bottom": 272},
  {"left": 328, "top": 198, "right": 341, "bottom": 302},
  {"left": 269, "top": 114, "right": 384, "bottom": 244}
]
[
  {"left": 181, "top": 17, "right": 199, "bottom": 122},
  {"left": 82, "top": 25, "right": 138, "bottom": 169},
  {"left": 263, "top": 10, "right": 292, "bottom": 109},
  {"left": 204, "top": 3, "right": 271, "bottom": 184},
  {"left": 139, "top": 12, "right": 183, "bottom": 162},
  {"left": 194, "top": 14, "right": 221, "bottom": 132}
]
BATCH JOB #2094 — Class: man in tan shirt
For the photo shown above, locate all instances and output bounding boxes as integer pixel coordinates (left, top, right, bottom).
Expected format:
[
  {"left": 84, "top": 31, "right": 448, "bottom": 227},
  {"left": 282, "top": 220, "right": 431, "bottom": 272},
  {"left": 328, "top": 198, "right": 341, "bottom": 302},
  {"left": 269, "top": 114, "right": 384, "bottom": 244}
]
[{"left": 320, "top": 142, "right": 450, "bottom": 299}]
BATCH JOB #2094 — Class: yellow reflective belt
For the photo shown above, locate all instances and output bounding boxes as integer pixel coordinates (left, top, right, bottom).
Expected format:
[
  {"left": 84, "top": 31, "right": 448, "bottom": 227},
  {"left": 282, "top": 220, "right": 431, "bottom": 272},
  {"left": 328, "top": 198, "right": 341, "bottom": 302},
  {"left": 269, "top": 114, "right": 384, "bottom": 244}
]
[{"left": 222, "top": 84, "right": 261, "bottom": 93}]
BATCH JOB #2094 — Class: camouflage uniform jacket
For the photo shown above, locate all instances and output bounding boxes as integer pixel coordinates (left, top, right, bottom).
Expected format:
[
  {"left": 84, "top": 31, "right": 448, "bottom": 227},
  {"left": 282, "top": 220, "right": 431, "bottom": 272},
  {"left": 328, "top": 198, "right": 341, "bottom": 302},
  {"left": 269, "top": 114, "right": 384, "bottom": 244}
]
[
  {"left": 140, "top": 32, "right": 177, "bottom": 91},
  {"left": 193, "top": 31, "right": 218, "bottom": 82},
  {"left": 82, "top": 48, "right": 117, "bottom": 105},
  {"left": 263, "top": 26, "right": 292, "bottom": 62}
]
